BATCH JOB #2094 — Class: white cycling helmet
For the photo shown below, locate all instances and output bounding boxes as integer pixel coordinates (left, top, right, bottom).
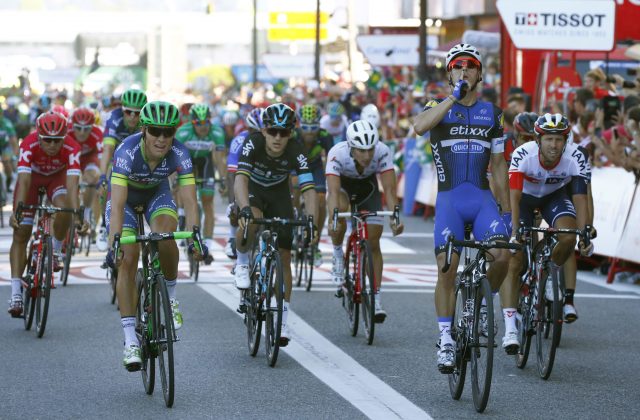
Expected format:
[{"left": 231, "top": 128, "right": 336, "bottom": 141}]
[
  {"left": 445, "top": 43, "right": 482, "bottom": 70},
  {"left": 222, "top": 111, "right": 239, "bottom": 126},
  {"left": 346, "top": 120, "right": 378, "bottom": 150},
  {"left": 360, "top": 104, "right": 380, "bottom": 129}
]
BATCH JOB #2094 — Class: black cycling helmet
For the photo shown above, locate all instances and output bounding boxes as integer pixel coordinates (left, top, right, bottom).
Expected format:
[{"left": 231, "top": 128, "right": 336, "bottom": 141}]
[
  {"left": 262, "top": 103, "right": 296, "bottom": 130},
  {"left": 513, "top": 112, "right": 538, "bottom": 135}
]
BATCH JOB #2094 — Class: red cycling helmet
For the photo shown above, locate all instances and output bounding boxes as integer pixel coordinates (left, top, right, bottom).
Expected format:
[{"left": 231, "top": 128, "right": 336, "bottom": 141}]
[
  {"left": 71, "top": 107, "right": 96, "bottom": 126},
  {"left": 37, "top": 111, "right": 68, "bottom": 137},
  {"left": 51, "top": 104, "right": 69, "bottom": 119}
]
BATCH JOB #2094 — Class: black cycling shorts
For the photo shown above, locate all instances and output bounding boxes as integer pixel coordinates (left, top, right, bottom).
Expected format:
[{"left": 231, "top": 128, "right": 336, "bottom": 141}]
[
  {"left": 340, "top": 174, "right": 383, "bottom": 225},
  {"left": 248, "top": 180, "right": 295, "bottom": 250}
]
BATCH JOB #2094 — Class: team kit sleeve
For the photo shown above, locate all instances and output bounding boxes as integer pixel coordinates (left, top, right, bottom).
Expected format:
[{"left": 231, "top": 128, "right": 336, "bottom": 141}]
[
  {"left": 490, "top": 105, "right": 506, "bottom": 153},
  {"left": 172, "top": 142, "right": 196, "bottom": 186},
  {"left": 17, "top": 136, "right": 33, "bottom": 174},
  {"left": 325, "top": 144, "right": 342, "bottom": 177},
  {"left": 109, "top": 142, "right": 133, "bottom": 187},
  {"left": 212, "top": 125, "right": 227, "bottom": 152},
  {"left": 236, "top": 135, "right": 259, "bottom": 178},
  {"left": 102, "top": 114, "right": 120, "bottom": 147},
  {"left": 570, "top": 147, "right": 591, "bottom": 195},
  {"left": 508, "top": 145, "right": 527, "bottom": 191},
  {"left": 290, "top": 142, "right": 315, "bottom": 193},
  {"left": 376, "top": 143, "right": 395, "bottom": 175},
  {"left": 65, "top": 139, "right": 82, "bottom": 177}
]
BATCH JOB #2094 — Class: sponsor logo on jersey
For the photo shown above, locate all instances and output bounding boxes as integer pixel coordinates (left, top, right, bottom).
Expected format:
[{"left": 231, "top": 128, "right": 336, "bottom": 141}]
[
  {"left": 181, "top": 159, "right": 193, "bottom": 170},
  {"left": 449, "top": 126, "right": 490, "bottom": 137},
  {"left": 432, "top": 143, "right": 446, "bottom": 182},
  {"left": 171, "top": 146, "right": 184, "bottom": 157},
  {"left": 510, "top": 147, "right": 529, "bottom": 169},
  {"left": 242, "top": 140, "right": 254, "bottom": 157},
  {"left": 455, "top": 112, "right": 465, "bottom": 120},
  {"left": 473, "top": 115, "right": 492, "bottom": 121},
  {"left": 452, "top": 142, "right": 484, "bottom": 153},
  {"left": 69, "top": 153, "right": 81, "bottom": 166},
  {"left": 571, "top": 148, "right": 588, "bottom": 173},
  {"left": 20, "top": 150, "right": 32, "bottom": 163},
  {"left": 115, "top": 157, "right": 131, "bottom": 172},
  {"left": 297, "top": 154, "right": 308, "bottom": 169}
]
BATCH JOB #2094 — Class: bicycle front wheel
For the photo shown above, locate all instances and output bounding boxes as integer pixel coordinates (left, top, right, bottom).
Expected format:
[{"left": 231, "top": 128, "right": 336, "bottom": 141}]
[
  {"left": 536, "top": 264, "right": 562, "bottom": 380},
  {"left": 155, "top": 274, "right": 175, "bottom": 407},
  {"left": 109, "top": 267, "right": 118, "bottom": 305},
  {"left": 516, "top": 280, "right": 534, "bottom": 369},
  {"left": 470, "top": 276, "right": 494, "bottom": 413},
  {"left": 135, "top": 269, "right": 154, "bottom": 395},
  {"left": 359, "top": 240, "right": 376, "bottom": 345},
  {"left": 304, "top": 244, "right": 314, "bottom": 292},
  {"left": 448, "top": 274, "right": 467, "bottom": 400},
  {"left": 36, "top": 235, "right": 53, "bottom": 338},
  {"left": 343, "top": 250, "right": 359, "bottom": 336},
  {"left": 61, "top": 220, "right": 75, "bottom": 287},
  {"left": 246, "top": 265, "right": 262, "bottom": 357},
  {"left": 265, "top": 251, "right": 284, "bottom": 367},
  {"left": 23, "top": 244, "right": 36, "bottom": 331}
]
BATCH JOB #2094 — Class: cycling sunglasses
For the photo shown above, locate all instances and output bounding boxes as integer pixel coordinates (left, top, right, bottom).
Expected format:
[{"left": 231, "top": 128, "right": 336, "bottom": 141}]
[
  {"left": 40, "top": 136, "right": 64, "bottom": 144},
  {"left": 448, "top": 57, "right": 481, "bottom": 71},
  {"left": 146, "top": 126, "right": 177, "bottom": 138},
  {"left": 123, "top": 108, "right": 141, "bottom": 116},
  {"left": 266, "top": 128, "right": 292, "bottom": 137},
  {"left": 73, "top": 124, "right": 92, "bottom": 132},
  {"left": 192, "top": 119, "right": 210, "bottom": 126},
  {"left": 300, "top": 124, "right": 319, "bottom": 132}
]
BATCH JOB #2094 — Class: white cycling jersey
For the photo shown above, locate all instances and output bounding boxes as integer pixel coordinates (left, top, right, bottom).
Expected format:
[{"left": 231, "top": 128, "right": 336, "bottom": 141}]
[
  {"left": 325, "top": 141, "right": 394, "bottom": 179},
  {"left": 320, "top": 114, "right": 349, "bottom": 141},
  {"left": 508, "top": 141, "right": 591, "bottom": 197}
]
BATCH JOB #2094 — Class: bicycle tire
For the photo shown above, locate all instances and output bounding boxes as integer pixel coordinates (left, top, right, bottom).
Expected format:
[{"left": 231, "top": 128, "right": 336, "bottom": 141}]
[
  {"left": 189, "top": 252, "right": 199, "bottom": 282},
  {"left": 294, "top": 229, "right": 303, "bottom": 288},
  {"left": 556, "top": 268, "right": 566, "bottom": 347},
  {"left": 343, "top": 247, "right": 359, "bottom": 336},
  {"left": 61, "top": 217, "right": 75, "bottom": 287},
  {"left": 246, "top": 265, "right": 262, "bottom": 356},
  {"left": 470, "top": 276, "right": 494, "bottom": 413},
  {"left": 360, "top": 240, "right": 376, "bottom": 345},
  {"left": 265, "top": 250, "right": 284, "bottom": 367},
  {"left": 109, "top": 267, "right": 118, "bottom": 305},
  {"left": 515, "top": 281, "right": 533, "bottom": 369},
  {"left": 23, "top": 245, "right": 36, "bottom": 331},
  {"left": 155, "top": 274, "right": 175, "bottom": 407},
  {"left": 536, "top": 264, "right": 562, "bottom": 380},
  {"left": 305, "top": 244, "right": 314, "bottom": 292},
  {"left": 448, "top": 274, "right": 467, "bottom": 400},
  {"left": 36, "top": 235, "right": 53, "bottom": 338},
  {"left": 135, "top": 269, "right": 155, "bottom": 395}
]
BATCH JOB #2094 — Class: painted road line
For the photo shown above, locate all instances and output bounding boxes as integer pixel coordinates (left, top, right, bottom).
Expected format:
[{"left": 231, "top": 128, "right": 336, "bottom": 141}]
[
  {"left": 577, "top": 271, "right": 640, "bottom": 296},
  {"left": 199, "top": 283, "right": 433, "bottom": 420}
]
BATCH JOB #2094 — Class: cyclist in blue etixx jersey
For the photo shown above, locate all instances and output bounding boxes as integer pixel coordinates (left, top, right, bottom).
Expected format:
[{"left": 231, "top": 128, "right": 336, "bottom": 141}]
[
  {"left": 413, "top": 43, "right": 512, "bottom": 373},
  {"left": 224, "top": 107, "right": 264, "bottom": 259},
  {"left": 97, "top": 89, "right": 147, "bottom": 251},
  {"left": 105, "top": 101, "right": 208, "bottom": 371},
  {"left": 234, "top": 103, "right": 318, "bottom": 346}
]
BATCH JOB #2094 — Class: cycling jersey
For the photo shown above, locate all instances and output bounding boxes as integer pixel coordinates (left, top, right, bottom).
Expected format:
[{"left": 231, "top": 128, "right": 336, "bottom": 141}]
[
  {"left": 294, "top": 128, "right": 333, "bottom": 168},
  {"left": 0, "top": 118, "right": 16, "bottom": 148},
  {"left": 68, "top": 126, "right": 103, "bottom": 157},
  {"left": 18, "top": 132, "right": 81, "bottom": 177},
  {"left": 175, "top": 122, "right": 225, "bottom": 159},
  {"left": 103, "top": 108, "right": 139, "bottom": 148},
  {"left": 227, "top": 131, "right": 249, "bottom": 174},
  {"left": 320, "top": 114, "right": 348, "bottom": 143},
  {"left": 236, "top": 132, "right": 314, "bottom": 192},
  {"left": 325, "top": 141, "right": 394, "bottom": 179}
]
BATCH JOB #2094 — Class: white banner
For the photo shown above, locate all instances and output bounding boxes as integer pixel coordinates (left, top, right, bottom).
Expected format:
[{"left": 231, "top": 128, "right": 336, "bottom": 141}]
[
  {"left": 356, "top": 35, "right": 438, "bottom": 66},
  {"left": 497, "top": 0, "right": 616, "bottom": 51},
  {"left": 262, "top": 54, "right": 320, "bottom": 79},
  {"left": 615, "top": 183, "right": 640, "bottom": 264},
  {"left": 414, "top": 163, "right": 438, "bottom": 207}
]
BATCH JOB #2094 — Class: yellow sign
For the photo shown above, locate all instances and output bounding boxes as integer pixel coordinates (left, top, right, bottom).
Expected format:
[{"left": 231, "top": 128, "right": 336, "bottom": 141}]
[
  {"left": 269, "top": 11, "right": 328, "bottom": 25},
  {"left": 268, "top": 11, "right": 328, "bottom": 42}
]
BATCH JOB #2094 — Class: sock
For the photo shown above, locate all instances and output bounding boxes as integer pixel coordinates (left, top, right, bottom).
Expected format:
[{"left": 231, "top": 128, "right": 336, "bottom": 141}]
[
  {"left": 564, "top": 288, "right": 575, "bottom": 305},
  {"left": 503, "top": 308, "right": 517, "bottom": 333},
  {"left": 166, "top": 278, "right": 177, "bottom": 301},
  {"left": 237, "top": 250, "right": 249, "bottom": 265},
  {"left": 11, "top": 278, "right": 22, "bottom": 297},
  {"left": 333, "top": 245, "right": 343, "bottom": 258},
  {"left": 121, "top": 317, "right": 138, "bottom": 347},
  {"left": 229, "top": 225, "right": 237, "bottom": 239},
  {"left": 177, "top": 208, "right": 185, "bottom": 217},
  {"left": 375, "top": 292, "right": 381, "bottom": 305},
  {"left": 282, "top": 301, "right": 289, "bottom": 327},
  {"left": 52, "top": 237, "right": 62, "bottom": 253},
  {"left": 205, "top": 237, "right": 214, "bottom": 250},
  {"left": 84, "top": 207, "right": 91, "bottom": 221},
  {"left": 438, "top": 317, "right": 454, "bottom": 346}
]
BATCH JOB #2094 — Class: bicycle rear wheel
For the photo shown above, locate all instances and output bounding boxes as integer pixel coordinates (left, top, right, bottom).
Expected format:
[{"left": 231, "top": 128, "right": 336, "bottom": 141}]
[
  {"left": 470, "top": 276, "right": 494, "bottom": 413},
  {"left": 36, "top": 235, "right": 53, "bottom": 338},
  {"left": 359, "top": 240, "right": 376, "bottom": 345},
  {"left": 61, "top": 219, "right": 75, "bottom": 286},
  {"left": 155, "top": 274, "right": 175, "bottom": 407},
  {"left": 536, "top": 264, "right": 562, "bottom": 380},
  {"left": 343, "top": 249, "right": 359, "bottom": 336},
  {"left": 448, "top": 274, "right": 468, "bottom": 399},
  {"left": 246, "top": 265, "right": 262, "bottom": 356},
  {"left": 135, "top": 269, "right": 154, "bottom": 395},
  {"left": 265, "top": 251, "right": 284, "bottom": 367}
]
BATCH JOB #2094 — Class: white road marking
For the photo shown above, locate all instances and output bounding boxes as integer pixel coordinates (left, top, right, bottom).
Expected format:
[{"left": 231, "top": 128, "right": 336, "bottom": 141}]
[{"left": 199, "top": 283, "right": 433, "bottom": 420}]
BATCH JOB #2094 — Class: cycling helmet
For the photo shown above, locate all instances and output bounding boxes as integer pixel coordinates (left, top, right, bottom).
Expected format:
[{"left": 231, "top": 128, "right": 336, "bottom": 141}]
[
  {"left": 360, "top": 104, "right": 380, "bottom": 129},
  {"left": 37, "top": 111, "right": 68, "bottom": 137},
  {"left": 262, "top": 103, "right": 296, "bottom": 130},
  {"left": 121, "top": 89, "right": 147, "bottom": 109},
  {"left": 190, "top": 103, "right": 211, "bottom": 122},
  {"left": 51, "top": 104, "right": 69, "bottom": 119},
  {"left": 534, "top": 113, "right": 571, "bottom": 138},
  {"left": 327, "top": 102, "right": 345, "bottom": 118},
  {"left": 71, "top": 107, "right": 96, "bottom": 126},
  {"left": 298, "top": 104, "right": 321, "bottom": 125},
  {"left": 139, "top": 101, "right": 180, "bottom": 127},
  {"left": 346, "top": 120, "right": 378, "bottom": 150},
  {"left": 513, "top": 112, "right": 538, "bottom": 135},
  {"left": 446, "top": 43, "right": 482, "bottom": 70},
  {"left": 245, "top": 107, "right": 264, "bottom": 130},
  {"left": 39, "top": 94, "right": 51, "bottom": 108},
  {"left": 222, "top": 111, "right": 239, "bottom": 126}
]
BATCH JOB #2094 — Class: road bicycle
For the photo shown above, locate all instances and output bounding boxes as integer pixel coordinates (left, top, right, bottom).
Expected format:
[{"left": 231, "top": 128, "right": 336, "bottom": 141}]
[{"left": 292, "top": 205, "right": 316, "bottom": 292}]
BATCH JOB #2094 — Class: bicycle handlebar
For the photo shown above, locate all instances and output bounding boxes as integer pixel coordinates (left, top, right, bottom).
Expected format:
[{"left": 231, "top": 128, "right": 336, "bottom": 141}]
[
  {"left": 442, "top": 234, "right": 522, "bottom": 274},
  {"left": 15, "top": 201, "right": 83, "bottom": 224},
  {"left": 518, "top": 224, "right": 592, "bottom": 248},
  {"left": 332, "top": 205, "right": 401, "bottom": 231}
]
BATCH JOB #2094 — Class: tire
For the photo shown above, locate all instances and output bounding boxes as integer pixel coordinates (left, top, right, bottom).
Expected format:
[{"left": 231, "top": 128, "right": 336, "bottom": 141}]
[
  {"left": 36, "top": 235, "right": 53, "bottom": 338},
  {"left": 265, "top": 251, "right": 284, "bottom": 367},
  {"left": 305, "top": 244, "right": 314, "bottom": 292},
  {"left": 189, "top": 253, "right": 199, "bottom": 282},
  {"left": 536, "top": 263, "right": 562, "bottom": 380},
  {"left": 470, "top": 276, "right": 494, "bottom": 413},
  {"left": 294, "top": 228, "right": 303, "bottom": 288},
  {"left": 156, "top": 274, "right": 175, "bottom": 407},
  {"left": 515, "top": 281, "right": 533, "bottom": 369},
  {"left": 109, "top": 267, "right": 118, "bottom": 305},
  {"left": 448, "top": 274, "right": 467, "bottom": 400},
  {"left": 136, "top": 269, "right": 155, "bottom": 395},
  {"left": 23, "top": 244, "right": 36, "bottom": 331},
  {"left": 342, "top": 246, "right": 359, "bottom": 337},
  {"left": 359, "top": 241, "right": 376, "bottom": 345},
  {"left": 246, "top": 264, "right": 262, "bottom": 357},
  {"left": 61, "top": 218, "right": 75, "bottom": 287}
]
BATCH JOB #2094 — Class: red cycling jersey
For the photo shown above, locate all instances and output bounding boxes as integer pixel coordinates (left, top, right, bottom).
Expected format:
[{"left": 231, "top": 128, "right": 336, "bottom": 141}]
[
  {"left": 68, "top": 125, "right": 103, "bottom": 156},
  {"left": 18, "top": 132, "right": 82, "bottom": 177}
]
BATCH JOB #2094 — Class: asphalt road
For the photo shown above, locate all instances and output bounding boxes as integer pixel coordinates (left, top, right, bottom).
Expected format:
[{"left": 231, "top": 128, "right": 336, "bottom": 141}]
[{"left": 1, "top": 201, "right": 639, "bottom": 419}]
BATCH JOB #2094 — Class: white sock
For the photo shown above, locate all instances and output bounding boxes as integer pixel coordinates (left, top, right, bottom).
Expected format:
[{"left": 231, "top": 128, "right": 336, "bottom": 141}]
[
  {"left": 166, "top": 279, "right": 177, "bottom": 301},
  {"left": 375, "top": 292, "right": 381, "bottom": 305},
  {"left": 83, "top": 207, "right": 91, "bottom": 221},
  {"left": 52, "top": 237, "right": 62, "bottom": 253},
  {"left": 121, "top": 317, "right": 138, "bottom": 347},
  {"left": 333, "top": 245, "right": 343, "bottom": 258},
  {"left": 11, "top": 278, "right": 22, "bottom": 297},
  {"left": 177, "top": 208, "right": 185, "bottom": 217},
  {"left": 237, "top": 250, "right": 249, "bottom": 265},
  {"left": 503, "top": 308, "right": 517, "bottom": 333},
  {"left": 282, "top": 301, "right": 289, "bottom": 327},
  {"left": 439, "top": 320, "right": 454, "bottom": 346},
  {"left": 229, "top": 225, "right": 237, "bottom": 239}
]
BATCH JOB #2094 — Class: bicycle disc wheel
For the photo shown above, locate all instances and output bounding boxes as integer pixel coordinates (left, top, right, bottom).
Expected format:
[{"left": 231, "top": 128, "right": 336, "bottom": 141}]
[
  {"left": 246, "top": 265, "right": 262, "bottom": 356},
  {"left": 343, "top": 249, "right": 359, "bottom": 336},
  {"left": 61, "top": 220, "right": 75, "bottom": 287},
  {"left": 304, "top": 245, "right": 314, "bottom": 292},
  {"left": 536, "top": 264, "right": 562, "bottom": 380},
  {"left": 360, "top": 241, "right": 376, "bottom": 345},
  {"left": 448, "top": 275, "right": 467, "bottom": 400},
  {"left": 109, "top": 267, "right": 118, "bottom": 305},
  {"left": 135, "top": 269, "right": 154, "bottom": 395},
  {"left": 36, "top": 235, "right": 53, "bottom": 338},
  {"left": 470, "top": 276, "right": 494, "bottom": 413},
  {"left": 156, "top": 274, "right": 175, "bottom": 407},
  {"left": 515, "top": 283, "right": 533, "bottom": 369},
  {"left": 265, "top": 251, "right": 284, "bottom": 367}
]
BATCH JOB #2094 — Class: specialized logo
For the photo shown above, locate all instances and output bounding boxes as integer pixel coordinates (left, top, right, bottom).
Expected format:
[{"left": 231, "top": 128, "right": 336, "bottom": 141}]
[
  {"left": 490, "top": 219, "right": 500, "bottom": 233},
  {"left": 455, "top": 112, "right": 465, "bottom": 120},
  {"left": 242, "top": 140, "right": 254, "bottom": 157},
  {"left": 450, "top": 126, "right": 490, "bottom": 137},
  {"left": 441, "top": 227, "right": 452, "bottom": 240}
]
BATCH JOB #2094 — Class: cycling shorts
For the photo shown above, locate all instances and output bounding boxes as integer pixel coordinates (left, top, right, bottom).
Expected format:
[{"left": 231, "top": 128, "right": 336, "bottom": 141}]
[
  {"left": 14, "top": 171, "right": 67, "bottom": 225},
  {"left": 434, "top": 182, "right": 508, "bottom": 255},
  {"left": 340, "top": 174, "right": 383, "bottom": 226},
  {"left": 519, "top": 188, "right": 576, "bottom": 228},
  {"left": 248, "top": 180, "right": 294, "bottom": 250},
  {"left": 311, "top": 163, "right": 326, "bottom": 193},
  {"left": 192, "top": 156, "right": 216, "bottom": 197}
]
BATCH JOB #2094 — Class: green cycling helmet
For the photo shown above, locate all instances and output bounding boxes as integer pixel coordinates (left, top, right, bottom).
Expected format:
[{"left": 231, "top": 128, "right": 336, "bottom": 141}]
[
  {"left": 299, "top": 104, "right": 320, "bottom": 124},
  {"left": 190, "top": 103, "right": 211, "bottom": 122},
  {"left": 140, "top": 101, "right": 180, "bottom": 127},
  {"left": 121, "top": 89, "right": 147, "bottom": 109}
]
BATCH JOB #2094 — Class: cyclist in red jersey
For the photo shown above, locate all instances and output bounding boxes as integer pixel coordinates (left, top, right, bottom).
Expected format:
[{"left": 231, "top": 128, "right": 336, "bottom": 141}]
[{"left": 8, "top": 112, "right": 81, "bottom": 317}]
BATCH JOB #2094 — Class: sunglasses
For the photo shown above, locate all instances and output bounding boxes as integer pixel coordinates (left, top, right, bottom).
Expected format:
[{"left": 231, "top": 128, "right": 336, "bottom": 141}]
[
  {"left": 449, "top": 58, "right": 481, "bottom": 71},
  {"left": 74, "top": 124, "right": 92, "bottom": 132},
  {"left": 40, "top": 136, "right": 64, "bottom": 144},
  {"left": 123, "top": 108, "right": 141, "bottom": 116},
  {"left": 266, "top": 128, "right": 292, "bottom": 137},
  {"left": 300, "top": 124, "right": 319, "bottom": 132},
  {"left": 146, "top": 126, "right": 177, "bottom": 138},
  {"left": 192, "top": 120, "right": 210, "bottom": 126}
]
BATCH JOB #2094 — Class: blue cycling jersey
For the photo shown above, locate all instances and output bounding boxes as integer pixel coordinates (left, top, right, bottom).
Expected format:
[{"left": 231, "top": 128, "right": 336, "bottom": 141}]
[
  {"left": 103, "top": 108, "right": 140, "bottom": 148},
  {"left": 424, "top": 99, "right": 505, "bottom": 191},
  {"left": 227, "top": 130, "right": 249, "bottom": 173}
]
